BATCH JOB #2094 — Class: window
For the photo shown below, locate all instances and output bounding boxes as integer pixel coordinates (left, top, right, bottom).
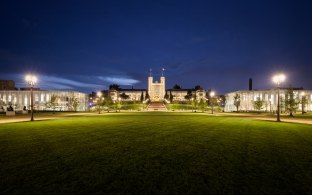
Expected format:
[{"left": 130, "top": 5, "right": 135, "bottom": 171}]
[{"left": 35, "top": 94, "right": 39, "bottom": 102}]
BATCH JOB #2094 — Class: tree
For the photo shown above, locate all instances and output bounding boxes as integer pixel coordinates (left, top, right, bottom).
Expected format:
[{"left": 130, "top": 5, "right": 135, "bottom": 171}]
[
  {"left": 104, "top": 95, "right": 113, "bottom": 112},
  {"left": 184, "top": 90, "right": 193, "bottom": 101},
  {"left": 140, "top": 91, "right": 144, "bottom": 102},
  {"left": 192, "top": 96, "right": 198, "bottom": 112},
  {"left": 218, "top": 95, "right": 226, "bottom": 112},
  {"left": 97, "top": 97, "right": 104, "bottom": 114},
  {"left": 45, "top": 94, "right": 58, "bottom": 113},
  {"left": 109, "top": 84, "right": 121, "bottom": 90},
  {"left": 173, "top": 84, "right": 181, "bottom": 89},
  {"left": 209, "top": 96, "right": 218, "bottom": 112},
  {"left": 253, "top": 97, "right": 264, "bottom": 113},
  {"left": 0, "top": 99, "right": 6, "bottom": 110},
  {"left": 194, "top": 85, "right": 202, "bottom": 90},
  {"left": 285, "top": 87, "right": 298, "bottom": 117},
  {"left": 114, "top": 99, "right": 122, "bottom": 112},
  {"left": 145, "top": 91, "right": 150, "bottom": 100},
  {"left": 119, "top": 93, "right": 130, "bottom": 101},
  {"left": 169, "top": 91, "right": 173, "bottom": 102},
  {"left": 67, "top": 96, "right": 80, "bottom": 111},
  {"left": 301, "top": 95, "right": 308, "bottom": 114},
  {"left": 233, "top": 93, "right": 240, "bottom": 112},
  {"left": 164, "top": 91, "right": 169, "bottom": 100},
  {"left": 198, "top": 99, "right": 207, "bottom": 112}
]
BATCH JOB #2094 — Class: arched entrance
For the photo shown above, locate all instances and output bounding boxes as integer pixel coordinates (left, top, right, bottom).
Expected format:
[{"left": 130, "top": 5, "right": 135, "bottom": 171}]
[{"left": 153, "top": 95, "right": 160, "bottom": 102}]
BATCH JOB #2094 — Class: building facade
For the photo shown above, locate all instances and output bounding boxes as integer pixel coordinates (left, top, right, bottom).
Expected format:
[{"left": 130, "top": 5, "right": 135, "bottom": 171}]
[
  {"left": 166, "top": 89, "right": 207, "bottom": 102},
  {"left": 148, "top": 75, "right": 165, "bottom": 101},
  {"left": 225, "top": 89, "right": 312, "bottom": 112},
  {"left": 100, "top": 74, "right": 209, "bottom": 103},
  {"left": 0, "top": 90, "right": 88, "bottom": 111},
  {"left": 109, "top": 89, "right": 147, "bottom": 102}
]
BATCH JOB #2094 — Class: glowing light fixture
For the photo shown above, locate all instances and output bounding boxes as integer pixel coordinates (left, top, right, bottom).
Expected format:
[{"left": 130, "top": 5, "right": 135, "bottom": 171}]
[
  {"left": 25, "top": 74, "right": 38, "bottom": 121},
  {"left": 272, "top": 73, "right": 286, "bottom": 122}
]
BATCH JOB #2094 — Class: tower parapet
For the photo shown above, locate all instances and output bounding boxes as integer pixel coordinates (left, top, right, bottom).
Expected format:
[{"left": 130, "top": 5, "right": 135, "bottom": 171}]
[{"left": 147, "top": 69, "right": 166, "bottom": 102}]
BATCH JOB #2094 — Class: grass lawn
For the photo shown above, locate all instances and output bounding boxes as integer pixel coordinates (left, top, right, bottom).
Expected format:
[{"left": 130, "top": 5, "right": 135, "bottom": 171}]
[{"left": 0, "top": 112, "right": 311, "bottom": 194}]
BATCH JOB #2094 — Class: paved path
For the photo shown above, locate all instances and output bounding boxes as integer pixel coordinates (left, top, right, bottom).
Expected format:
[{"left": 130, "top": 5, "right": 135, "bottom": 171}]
[
  {"left": 215, "top": 112, "right": 312, "bottom": 125},
  {"left": 1, "top": 112, "right": 311, "bottom": 125},
  {"left": 0, "top": 113, "right": 97, "bottom": 124}
]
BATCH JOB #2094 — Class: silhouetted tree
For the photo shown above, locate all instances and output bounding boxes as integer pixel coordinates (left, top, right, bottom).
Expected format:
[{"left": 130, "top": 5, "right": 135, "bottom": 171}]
[
  {"left": 233, "top": 93, "right": 240, "bottom": 112},
  {"left": 301, "top": 95, "right": 308, "bottom": 114},
  {"left": 285, "top": 86, "right": 298, "bottom": 117},
  {"left": 169, "top": 91, "right": 173, "bottom": 102},
  {"left": 67, "top": 96, "right": 80, "bottom": 111},
  {"left": 140, "top": 91, "right": 144, "bottom": 102},
  {"left": 164, "top": 91, "right": 169, "bottom": 99},
  {"left": 119, "top": 93, "right": 130, "bottom": 101},
  {"left": 184, "top": 90, "right": 193, "bottom": 101},
  {"left": 219, "top": 95, "right": 226, "bottom": 110},
  {"left": 109, "top": 84, "right": 121, "bottom": 90},
  {"left": 45, "top": 94, "right": 58, "bottom": 113},
  {"left": 173, "top": 84, "right": 181, "bottom": 89},
  {"left": 253, "top": 97, "right": 264, "bottom": 113},
  {"left": 145, "top": 91, "right": 150, "bottom": 100},
  {"left": 194, "top": 85, "right": 202, "bottom": 90},
  {"left": 198, "top": 99, "right": 207, "bottom": 112}
]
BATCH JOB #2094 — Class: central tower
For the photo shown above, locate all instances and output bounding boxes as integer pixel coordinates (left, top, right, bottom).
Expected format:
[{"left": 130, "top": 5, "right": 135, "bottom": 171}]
[{"left": 148, "top": 69, "right": 166, "bottom": 102}]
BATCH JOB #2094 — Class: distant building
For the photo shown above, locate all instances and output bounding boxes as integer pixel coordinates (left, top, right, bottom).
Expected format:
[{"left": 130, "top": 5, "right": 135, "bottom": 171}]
[
  {"left": 148, "top": 75, "right": 166, "bottom": 101},
  {"left": 93, "top": 73, "right": 209, "bottom": 103},
  {"left": 0, "top": 89, "right": 88, "bottom": 111},
  {"left": 166, "top": 88, "right": 207, "bottom": 102},
  {"left": 110, "top": 89, "right": 147, "bottom": 102},
  {"left": 0, "top": 80, "right": 16, "bottom": 90},
  {"left": 225, "top": 89, "right": 312, "bottom": 112}
]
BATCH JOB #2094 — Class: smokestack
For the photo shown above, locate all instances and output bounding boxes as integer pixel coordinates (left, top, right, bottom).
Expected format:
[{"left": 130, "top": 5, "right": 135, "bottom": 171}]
[{"left": 249, "top": 78, "right": 252, "bottom": 91}]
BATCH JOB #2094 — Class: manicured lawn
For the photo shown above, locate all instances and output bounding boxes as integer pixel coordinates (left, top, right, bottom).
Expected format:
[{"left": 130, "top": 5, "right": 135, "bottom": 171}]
[{"left": 0, "top": 112, "right": 311, "bottom": 194}]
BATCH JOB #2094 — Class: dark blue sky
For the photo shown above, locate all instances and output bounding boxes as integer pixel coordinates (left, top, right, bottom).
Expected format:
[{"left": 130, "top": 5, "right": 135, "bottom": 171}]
[{"left": 1, "top": 0, "right": 312, "bottom": 93}]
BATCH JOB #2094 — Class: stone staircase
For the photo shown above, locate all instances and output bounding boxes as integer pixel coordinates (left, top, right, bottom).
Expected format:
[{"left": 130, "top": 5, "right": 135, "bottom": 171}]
[{"left": 147, "top": 102, "right": 167, "bottom": 111}]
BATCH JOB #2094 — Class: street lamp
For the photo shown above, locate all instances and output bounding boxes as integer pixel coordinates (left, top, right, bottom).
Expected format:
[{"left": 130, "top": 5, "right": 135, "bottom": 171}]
[
  {"left": 25, "top": 74, "right": 37, "bottom": 121},
  {"left": 97, "top": 91, "right": 102, "bottom": 114},
  {"left": 210, "top": 91, "right": 215, "bottom": 114},
  {"left": 272, "top": 74, "right": 286, "bottom": 122}
]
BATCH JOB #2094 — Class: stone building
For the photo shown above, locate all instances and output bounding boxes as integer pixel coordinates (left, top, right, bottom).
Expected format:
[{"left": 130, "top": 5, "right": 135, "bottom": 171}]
[{"left": 148, "top": 75, "right": 166, "bottom": 102}]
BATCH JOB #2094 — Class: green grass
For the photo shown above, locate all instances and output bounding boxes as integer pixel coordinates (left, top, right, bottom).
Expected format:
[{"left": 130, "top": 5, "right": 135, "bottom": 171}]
[
  {"left": 166, "top": 103, "right": 193, "bottom": 110},
  {"left": 0, "top": 112, "right": 311, "bottom": 194}
]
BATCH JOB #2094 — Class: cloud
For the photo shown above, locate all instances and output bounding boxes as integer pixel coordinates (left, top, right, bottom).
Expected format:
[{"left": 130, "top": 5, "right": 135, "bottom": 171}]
[
  {"left": 40, "top": 76, "right": 103, "bottom": 89},
  {"left": 98, "top": 76, "right": 140, "bottom": 86},
  {"left": 0, "top": 73, "right": 104, "bottom": 92}
]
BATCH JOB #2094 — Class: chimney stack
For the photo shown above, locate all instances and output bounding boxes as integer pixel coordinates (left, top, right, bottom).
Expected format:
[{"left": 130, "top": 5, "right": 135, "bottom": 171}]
[{"left": 249, "top": 78, "right": 252, "bottom": 90}]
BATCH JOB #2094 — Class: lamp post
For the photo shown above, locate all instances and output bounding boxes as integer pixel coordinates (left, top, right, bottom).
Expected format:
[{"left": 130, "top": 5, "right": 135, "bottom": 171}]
[
  {"left": 25, "top": 74, "right": 37, "bottom": 121},
  {"left": 272, "top": 74, "right": 286, "bottom": 122},
  {"left": 210, "top": 91, "right": 215, "bottom": 114},
  {"left": 97, "top": 91, "right": 102, "bottom": 114}
]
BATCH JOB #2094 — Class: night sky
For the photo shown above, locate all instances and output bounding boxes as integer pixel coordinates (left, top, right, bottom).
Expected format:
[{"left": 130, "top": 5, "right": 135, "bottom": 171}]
[{"left": 1, "top": 0, "right": 312, "bottom": 94}]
